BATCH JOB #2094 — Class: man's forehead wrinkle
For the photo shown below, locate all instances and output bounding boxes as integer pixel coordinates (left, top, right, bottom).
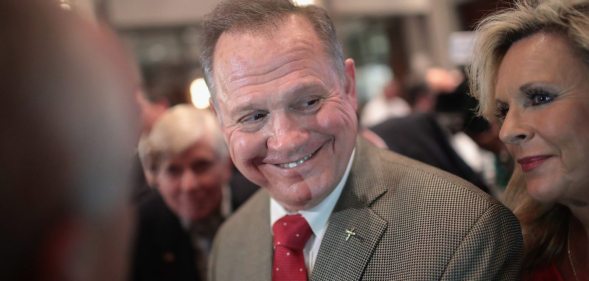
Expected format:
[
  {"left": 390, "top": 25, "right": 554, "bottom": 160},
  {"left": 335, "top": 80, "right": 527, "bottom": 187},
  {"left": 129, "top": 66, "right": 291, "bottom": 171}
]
[{"left": 226, "top": 54, "right": 310, "bottom": 91}]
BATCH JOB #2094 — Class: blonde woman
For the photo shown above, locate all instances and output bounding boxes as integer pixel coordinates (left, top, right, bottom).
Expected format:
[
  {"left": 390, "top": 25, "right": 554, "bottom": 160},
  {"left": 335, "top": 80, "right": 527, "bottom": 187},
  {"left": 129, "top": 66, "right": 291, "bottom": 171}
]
[{"left": 469, "top": 0, "right": 589, "bottom": 279}]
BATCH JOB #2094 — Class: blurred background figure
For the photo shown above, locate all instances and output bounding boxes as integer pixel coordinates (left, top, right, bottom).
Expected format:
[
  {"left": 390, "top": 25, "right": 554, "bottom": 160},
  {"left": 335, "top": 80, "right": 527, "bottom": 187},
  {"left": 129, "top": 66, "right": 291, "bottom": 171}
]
[
  {"left": 402, "top": 77, "right": 436, "bottom": 114},
  {"left": 360, "top": 79, "right": 411, "bottom": 127},
  {"left": 0, "top": 0, "right": 139, "bottom": 280},
  {"left": 370, "top": 68, "right": 512, "bottom": 194},
  {"left": 469, "top": 0, "right": 589, "bottom": 279},
  {"left": 136, "top": 65, "right": 191, "bottom": 136},
  {"left": 132, "top": 65, "right": 191, "bottom": 200},
  {"left": 131, "top": 65, "right": 257, "bottom": 203},
  {"left": 133, "top": 105, "right": 235, "bottom": 281}
]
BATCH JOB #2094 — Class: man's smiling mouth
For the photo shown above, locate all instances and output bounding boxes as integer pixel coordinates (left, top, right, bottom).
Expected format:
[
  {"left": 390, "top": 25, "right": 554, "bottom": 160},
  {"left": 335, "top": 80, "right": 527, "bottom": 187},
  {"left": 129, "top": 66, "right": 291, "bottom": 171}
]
[{"left": 277, "top": 152, "right": 314, "bottom": 169}]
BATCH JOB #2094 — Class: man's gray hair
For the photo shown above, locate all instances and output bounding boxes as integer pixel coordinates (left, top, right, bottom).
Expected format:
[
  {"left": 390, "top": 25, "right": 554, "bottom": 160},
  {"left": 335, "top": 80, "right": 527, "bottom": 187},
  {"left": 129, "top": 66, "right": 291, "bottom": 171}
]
[
  {"left": 200, "top": 0, "right": 344, "bottom": 101},
  {"left": 138, "top": 104, "right": 228, "bottom": 175}
]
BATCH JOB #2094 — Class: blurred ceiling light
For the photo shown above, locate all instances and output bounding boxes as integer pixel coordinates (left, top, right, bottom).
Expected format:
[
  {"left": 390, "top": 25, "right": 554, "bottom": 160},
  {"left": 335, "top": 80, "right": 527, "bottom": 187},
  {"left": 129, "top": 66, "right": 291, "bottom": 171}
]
[
  {"left": 190, "top": 78, "right": 211, "bottom": 109},
  {"left": 59, "top": 0, "right": 72, "bottom": 10},
  {"left": 293, "top": 0, "right": 317, "bottom": 7}
]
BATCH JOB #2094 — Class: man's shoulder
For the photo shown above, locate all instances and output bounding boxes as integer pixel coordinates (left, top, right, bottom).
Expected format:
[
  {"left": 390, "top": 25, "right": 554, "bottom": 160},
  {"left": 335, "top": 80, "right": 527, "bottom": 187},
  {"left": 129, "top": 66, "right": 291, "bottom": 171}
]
[
  {"left": 216, "top": 189, "right": 269, "bottom": 241},
  {"left": 359, "top": 142, "right": 520, "bottom": 242},
  {"left": 355, "top": 139, "right": 502, "bottom": 213},
  {"left": 326, "top": 141, "right": 523, "bottom": 280},
  {"left": 385, "top": 149, "right": 488, "bottom": 194},
  {"left": 210, "top": 189, "right": 273, "bottom": 280}
]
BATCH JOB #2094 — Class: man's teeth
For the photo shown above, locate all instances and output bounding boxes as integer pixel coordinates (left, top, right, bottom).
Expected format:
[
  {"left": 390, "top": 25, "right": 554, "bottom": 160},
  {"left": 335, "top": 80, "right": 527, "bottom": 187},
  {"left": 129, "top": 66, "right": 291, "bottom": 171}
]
[{"left": 279, "top": 153, "right": 312, "bottom": 169}]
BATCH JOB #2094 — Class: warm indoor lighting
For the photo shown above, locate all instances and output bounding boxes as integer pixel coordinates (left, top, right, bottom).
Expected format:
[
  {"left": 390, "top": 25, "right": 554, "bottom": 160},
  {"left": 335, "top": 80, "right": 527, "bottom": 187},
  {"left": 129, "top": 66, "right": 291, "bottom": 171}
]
[
  {"left": 59, "top": 0, "right": 72, "bottom": 10},
  {"left": 190, "top": 78, "right": 211, "bottom": 109},
  {"left": 292, "top": 0, "right": 316, "bottom": 7}
]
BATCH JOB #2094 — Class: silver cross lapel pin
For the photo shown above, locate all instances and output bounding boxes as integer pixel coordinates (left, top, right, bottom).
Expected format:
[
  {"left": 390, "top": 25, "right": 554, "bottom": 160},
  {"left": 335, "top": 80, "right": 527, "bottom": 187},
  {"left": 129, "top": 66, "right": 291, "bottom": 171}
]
[{"left": 345, "top": 228, "right": 356, "bottom": 241}]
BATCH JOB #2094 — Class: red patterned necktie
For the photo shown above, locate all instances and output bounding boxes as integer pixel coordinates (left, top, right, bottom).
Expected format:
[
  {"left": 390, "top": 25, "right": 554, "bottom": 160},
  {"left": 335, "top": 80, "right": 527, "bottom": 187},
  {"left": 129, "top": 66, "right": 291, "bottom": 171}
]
[{"left": 272, "top": 214, "right": 313, "bottom": 281}]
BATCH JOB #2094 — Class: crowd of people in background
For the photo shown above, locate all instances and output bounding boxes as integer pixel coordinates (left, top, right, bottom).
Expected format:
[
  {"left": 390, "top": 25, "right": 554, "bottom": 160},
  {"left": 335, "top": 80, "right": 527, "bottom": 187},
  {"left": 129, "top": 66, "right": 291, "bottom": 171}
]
[{"left": 3, "top": 0, "right": 589, "bottom": 280}]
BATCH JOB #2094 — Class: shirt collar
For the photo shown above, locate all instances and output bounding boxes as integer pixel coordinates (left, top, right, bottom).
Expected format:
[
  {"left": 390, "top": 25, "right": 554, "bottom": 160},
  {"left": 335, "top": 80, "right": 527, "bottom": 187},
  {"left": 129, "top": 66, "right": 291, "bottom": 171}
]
[{"left": 271, "top": 148, "right": 355, "bottom": 236}]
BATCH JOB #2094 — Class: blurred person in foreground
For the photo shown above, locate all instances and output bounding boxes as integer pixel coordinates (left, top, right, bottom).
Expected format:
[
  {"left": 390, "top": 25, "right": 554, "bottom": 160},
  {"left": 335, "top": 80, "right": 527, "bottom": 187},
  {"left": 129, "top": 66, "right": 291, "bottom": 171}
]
[
  {"left": 201, "top": 0, "right": 523, "bottom": 280},
  {"left": 0, "top": 1, "right": 139, "bottom": 280},
  {"left": 469, "top": 0, "right": 589, "bottom": 279},
  {"left": 133, "top": 105, "right": 232, "bottom": 281}
]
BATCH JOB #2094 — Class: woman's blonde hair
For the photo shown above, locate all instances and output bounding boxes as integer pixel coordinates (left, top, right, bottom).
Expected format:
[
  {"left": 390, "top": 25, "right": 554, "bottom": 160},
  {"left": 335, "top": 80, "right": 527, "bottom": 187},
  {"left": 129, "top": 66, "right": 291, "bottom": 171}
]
[
  {"left": 467, "top": 0, "right": 589, "bottom": 270},
  {"left": 469, "top": 0, "right": 589, "bottom": 120}
]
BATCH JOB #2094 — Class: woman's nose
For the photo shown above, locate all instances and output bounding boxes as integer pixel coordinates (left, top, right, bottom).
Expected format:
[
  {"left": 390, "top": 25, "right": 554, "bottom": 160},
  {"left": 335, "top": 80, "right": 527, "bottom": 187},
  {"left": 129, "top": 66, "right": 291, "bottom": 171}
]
[{"left": 499, "top": 109, "right": 533, "bottom": 145}]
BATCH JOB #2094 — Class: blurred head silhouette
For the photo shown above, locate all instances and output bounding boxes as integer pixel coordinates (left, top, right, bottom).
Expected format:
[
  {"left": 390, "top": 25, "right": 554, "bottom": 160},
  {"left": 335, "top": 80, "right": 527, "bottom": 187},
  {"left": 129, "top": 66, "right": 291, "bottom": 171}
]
[{"left": 0, "top": 1, "right": 139, "bottom": 280}]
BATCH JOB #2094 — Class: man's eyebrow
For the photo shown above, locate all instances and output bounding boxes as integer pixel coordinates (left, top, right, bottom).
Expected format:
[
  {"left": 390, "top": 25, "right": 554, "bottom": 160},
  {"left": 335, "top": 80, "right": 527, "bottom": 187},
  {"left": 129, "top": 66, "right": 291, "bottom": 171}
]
[
  {"left": 283, "top": 82, "right": 328, "bottom": 97},
  {"left": 230, "top": 102, "right": 261, "bottom": 120}
]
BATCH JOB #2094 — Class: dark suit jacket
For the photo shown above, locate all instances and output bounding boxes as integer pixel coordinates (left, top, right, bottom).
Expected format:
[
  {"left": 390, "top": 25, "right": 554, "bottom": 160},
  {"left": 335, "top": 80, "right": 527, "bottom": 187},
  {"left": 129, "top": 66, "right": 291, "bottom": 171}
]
[
  {"left": 131, "top": 190, "right": 201, "bottom": 281},
  {"left": 371, "top": 113, "right": 490, "bottom": 192},
  {"left": 209, "top": 138, "right": 523, "bottom": 280}
]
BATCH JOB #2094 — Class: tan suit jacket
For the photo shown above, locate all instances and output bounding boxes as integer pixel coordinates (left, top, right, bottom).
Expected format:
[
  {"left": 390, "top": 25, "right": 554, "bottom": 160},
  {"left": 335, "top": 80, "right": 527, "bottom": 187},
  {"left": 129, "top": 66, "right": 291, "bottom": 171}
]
[{"left": 209, "top": 138, "right": 523, "bottom": 280}]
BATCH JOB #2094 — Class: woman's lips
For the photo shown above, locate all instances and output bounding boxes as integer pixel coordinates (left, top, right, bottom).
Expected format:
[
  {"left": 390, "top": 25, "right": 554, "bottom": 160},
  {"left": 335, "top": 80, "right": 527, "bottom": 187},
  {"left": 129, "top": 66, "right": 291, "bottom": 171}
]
[{"left": 517, "top": 155, "right": 551, "bottom": 172}]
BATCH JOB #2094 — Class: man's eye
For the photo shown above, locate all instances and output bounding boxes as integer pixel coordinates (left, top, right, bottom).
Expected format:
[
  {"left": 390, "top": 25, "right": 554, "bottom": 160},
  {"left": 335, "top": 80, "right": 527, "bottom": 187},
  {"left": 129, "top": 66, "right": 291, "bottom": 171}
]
[
  {"left": 307, "top": 98, "right": 320, "bottom": 107},
  {"left": 166, "top": 165, "right": 182, "bottom": 177},
  {"left": 239, "top": 111, "right": 268, "bottom": 123},
  {"left": 191, "top": 160, "right": 214, "bottom": 174},
  {"left": 295, "top": 97, "right": 322, "bottom": 111}
]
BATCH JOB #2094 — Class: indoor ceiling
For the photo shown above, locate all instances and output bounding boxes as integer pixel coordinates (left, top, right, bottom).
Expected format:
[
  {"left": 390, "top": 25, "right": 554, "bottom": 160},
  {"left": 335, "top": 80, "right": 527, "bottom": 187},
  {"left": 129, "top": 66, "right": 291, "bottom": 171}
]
[{"left": 106, "top": 0, "right": 435, "bottom": 28}]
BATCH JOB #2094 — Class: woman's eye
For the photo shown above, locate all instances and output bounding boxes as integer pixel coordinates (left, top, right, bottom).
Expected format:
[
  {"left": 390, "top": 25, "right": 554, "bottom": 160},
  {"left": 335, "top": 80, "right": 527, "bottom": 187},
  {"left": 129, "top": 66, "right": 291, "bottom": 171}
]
[
  {"left": 523, "top": 87, "right": 556, "bottom": 106},
  {"left": 530, "top": 93, "right": 554, "bottom": 105},
  {"left": 495, "top": 102, "right": 509, "bottom": 123}
]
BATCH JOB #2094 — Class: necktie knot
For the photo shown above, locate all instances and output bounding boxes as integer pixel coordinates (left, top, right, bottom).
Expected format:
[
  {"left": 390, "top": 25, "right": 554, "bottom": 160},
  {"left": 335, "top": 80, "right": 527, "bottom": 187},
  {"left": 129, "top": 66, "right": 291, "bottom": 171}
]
[{"left": 273, "top": 214, "right": 312, "bottom": 250}]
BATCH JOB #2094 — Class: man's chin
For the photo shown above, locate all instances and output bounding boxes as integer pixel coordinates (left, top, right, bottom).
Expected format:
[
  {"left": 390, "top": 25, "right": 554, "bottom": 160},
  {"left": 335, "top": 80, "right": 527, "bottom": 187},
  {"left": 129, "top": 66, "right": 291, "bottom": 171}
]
[
  {"left": 279, "top": 201, "right": 313, "bottom": 212},
  {"left": 274, "top": 191, "right": 324, "bottom": 212}
]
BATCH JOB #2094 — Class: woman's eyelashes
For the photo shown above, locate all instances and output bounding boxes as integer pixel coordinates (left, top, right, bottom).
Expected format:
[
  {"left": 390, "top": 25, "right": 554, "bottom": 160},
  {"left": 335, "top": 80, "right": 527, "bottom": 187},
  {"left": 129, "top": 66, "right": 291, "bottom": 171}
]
[
  {"left": 521, "top": 86, "right": 557, "bottom": 106},
  {"left": 495, "top": 101, "right": 509, "bottom": 123},
  {"left": 495, "top": 86, "right": 558, "bottom": 124}
]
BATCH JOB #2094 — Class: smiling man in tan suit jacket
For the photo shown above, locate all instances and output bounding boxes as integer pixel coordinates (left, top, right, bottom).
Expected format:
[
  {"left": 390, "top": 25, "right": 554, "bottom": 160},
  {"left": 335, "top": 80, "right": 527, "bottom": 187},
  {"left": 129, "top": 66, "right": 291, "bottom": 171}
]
[{"left": 200, "top": 0, "right": 523, "bottom": 280}]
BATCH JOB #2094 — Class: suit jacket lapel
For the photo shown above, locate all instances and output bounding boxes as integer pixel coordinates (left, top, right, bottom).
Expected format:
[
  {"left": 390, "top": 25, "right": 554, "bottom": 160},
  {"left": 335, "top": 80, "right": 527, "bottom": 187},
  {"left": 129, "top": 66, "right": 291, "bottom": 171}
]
[{"left": 311, "top": 138, "right": 389, "bottom": 281}]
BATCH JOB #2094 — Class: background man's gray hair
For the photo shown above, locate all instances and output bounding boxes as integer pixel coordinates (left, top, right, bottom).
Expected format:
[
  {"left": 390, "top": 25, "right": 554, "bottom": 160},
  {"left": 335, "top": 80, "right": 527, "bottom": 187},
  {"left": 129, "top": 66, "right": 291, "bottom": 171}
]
[
  {"left": 138, "top": 104, "right": 228, "bottom": 176},
  {"left": 200, "top": 0, "right": 344, "bottom": 101}
]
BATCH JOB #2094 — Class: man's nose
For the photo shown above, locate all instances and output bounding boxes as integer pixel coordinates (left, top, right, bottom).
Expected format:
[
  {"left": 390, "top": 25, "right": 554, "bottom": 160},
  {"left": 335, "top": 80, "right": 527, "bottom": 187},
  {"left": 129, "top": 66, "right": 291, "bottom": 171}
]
[
  {"left": 266, "top": 112, "right": 308, "bottom": 152},
  {"left": 180, "top": 171, "right": 199, "bottom": 192},
  {"left": 499, "top": 109, "right": 533, "bottom": 145}
]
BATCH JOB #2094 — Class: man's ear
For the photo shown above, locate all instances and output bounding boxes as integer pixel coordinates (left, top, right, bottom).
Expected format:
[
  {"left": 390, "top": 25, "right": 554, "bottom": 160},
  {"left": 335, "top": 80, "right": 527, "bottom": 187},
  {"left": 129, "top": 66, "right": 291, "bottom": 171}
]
[{"left": 343, "top": 58, "right": 358, "bottom": 111}]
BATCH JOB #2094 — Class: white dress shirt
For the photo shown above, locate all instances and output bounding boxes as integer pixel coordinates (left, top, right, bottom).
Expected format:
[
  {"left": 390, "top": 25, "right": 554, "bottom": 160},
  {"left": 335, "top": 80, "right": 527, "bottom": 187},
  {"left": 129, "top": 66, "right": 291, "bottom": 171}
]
[{"left": 270, "top": 149, "right": 355, "bottom": 274}]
